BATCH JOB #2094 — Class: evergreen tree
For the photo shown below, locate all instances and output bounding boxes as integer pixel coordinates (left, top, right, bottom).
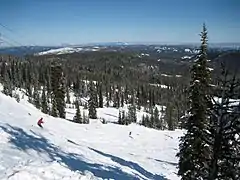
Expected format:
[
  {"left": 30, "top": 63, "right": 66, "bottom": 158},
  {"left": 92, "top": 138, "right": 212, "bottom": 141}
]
[
  {"left": 153, "top": 107, "right": 160, "bottom": 129},
  {"left": 50, "top": 63, "right": 66, "bottom": 118},
  {"left": 145, "top": 114, "right": 150, "bottom": 127},
  {"left": 98, "top": 82, "right": 103, "bottom": 108},
  {"left": 33, "top": 87, "right": 41, "bottom": 109},
  {"left": 177, "top": 24, "right": 212, "bottom": 179},
  {"left": 121, "top": 92, "right": 124, "bottom": 107},
  {"left": 158, "top": 106, "right": 165, "bottom": 130},
  {"left": 2, "top": 71, "right": 13, "bottom": 97},
  {"left": 122, "top": 110, "right": 126, "bottom": 125},
  {"left": 66, "top": 86, "right": 71, "bottom": 104},
  {"left": 74, "top": 100, "right": 82, "bottom": 123},
  {"left": 113, "top": 89, "right": 120, "bottom": 108},
  {"left": 46, "top": 90, "right": 51, "bottom": 114},
  {"left": 141, "top": 114, "right": 146, "bottom": 126},
  {"left": 58, "top": 72, "right": 66, "bottom": 118},
  {"left": 27, "top": 84, "right": 33, "bottom": 103},
  {"left": 118, "top": 110, "right": 123, "bottom": 125},
  {"left": 127, "top": 104, "right": 137, "bottom": 123},
  {"left": 150, "top": 108, "right": 154, "bottom": 128},
  {"left": 41, "top": 87, "right": 48, "bottom": 114},
  {"left": 88, "top": 81, "right": 97, "bottom": 119},
  {"left": 165, "top": 103, "right": 175, "bottom": 130},
  {"left": 51, "top": 96, "right": 58, "bottom": 117}
]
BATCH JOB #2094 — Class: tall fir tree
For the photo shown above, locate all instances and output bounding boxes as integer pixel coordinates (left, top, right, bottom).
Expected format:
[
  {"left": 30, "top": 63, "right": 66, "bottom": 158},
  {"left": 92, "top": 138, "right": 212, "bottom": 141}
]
[
  {"left": 33, "top": 87, "right": 41, "bottom": 109},
  {"left": 50, "top": 63, "right": 66, "bottom": 118},
  {"left": 141, "top": 114, "right": 146, "bottom": 126},
  {"left": 66, "top": 86, "right": 71, "bottom": 104},
  {"left": 74, "top": 100, "right": 82, "bottom": 124},
  {"left": 98, "top": 82, "right": 103, "bottom": 108},
  {"left": 153, "top": 107, "right": 160, "bottom": 129},
  {"left": 118, "top": 110, "right": 123, "bottom": 125},
  {"left": 88, "top": 81, "right": 97, "bottom": 119},
  {"left": 165, "top": 103, "right": 175, "bottom": 130},
  {"left": 177, "top": 24, "right": 212, "bottom": 180},
  {"left": 122, "top": 110, "right": 126, "bottom": 125}
]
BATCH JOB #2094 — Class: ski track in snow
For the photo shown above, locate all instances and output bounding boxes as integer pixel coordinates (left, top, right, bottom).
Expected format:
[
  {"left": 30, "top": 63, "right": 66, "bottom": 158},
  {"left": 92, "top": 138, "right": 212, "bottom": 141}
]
[{"left": 0, "top": 91, "right": 182, "bottom": 180}]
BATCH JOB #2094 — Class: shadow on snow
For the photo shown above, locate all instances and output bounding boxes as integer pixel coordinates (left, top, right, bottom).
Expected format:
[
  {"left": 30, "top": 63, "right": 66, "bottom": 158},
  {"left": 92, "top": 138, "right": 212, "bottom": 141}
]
[
  {"left": 89, "top": 148, "right": 167, "bottom": 180},
  {"left": 0, "top": 124, "right": 167, "bottom": 180}
]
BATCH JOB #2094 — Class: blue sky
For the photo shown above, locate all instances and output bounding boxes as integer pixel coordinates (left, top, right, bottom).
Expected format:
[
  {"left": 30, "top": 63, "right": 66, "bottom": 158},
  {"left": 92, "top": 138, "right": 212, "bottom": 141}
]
[{"left": 0, "top": 0, "right": 239, "bottom": 46}]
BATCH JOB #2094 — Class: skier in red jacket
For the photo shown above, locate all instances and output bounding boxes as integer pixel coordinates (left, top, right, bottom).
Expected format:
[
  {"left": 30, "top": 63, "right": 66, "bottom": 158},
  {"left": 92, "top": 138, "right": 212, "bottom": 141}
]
[{"left": 37, "top": 117, "right": 44, "bottom": 128}]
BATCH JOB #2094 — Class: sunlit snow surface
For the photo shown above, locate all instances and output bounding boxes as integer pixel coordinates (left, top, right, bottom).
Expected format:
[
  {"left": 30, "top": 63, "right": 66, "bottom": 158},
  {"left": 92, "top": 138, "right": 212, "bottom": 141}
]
[{"left": 0, "top": 90, "right": 182, "bottom": 180}]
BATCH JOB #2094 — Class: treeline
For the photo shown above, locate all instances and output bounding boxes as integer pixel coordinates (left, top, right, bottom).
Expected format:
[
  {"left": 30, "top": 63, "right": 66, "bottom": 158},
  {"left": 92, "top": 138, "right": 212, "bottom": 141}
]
[{"left": 0, "top": 51, "right": 188, "bottom": 129}]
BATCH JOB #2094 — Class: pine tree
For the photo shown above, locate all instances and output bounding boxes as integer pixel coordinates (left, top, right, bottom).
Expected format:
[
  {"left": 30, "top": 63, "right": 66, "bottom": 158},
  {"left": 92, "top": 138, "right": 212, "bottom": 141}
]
[
  {"left": 50, "top": 63, "right": 66, "bottom": 118},
  {"left": 58, "top": 73, "right": 66, "bottom": 118},
  {"left": 51, "top": 96, "right": 58, "bottom": 117},
  {"left": 98, "top": 82, "right": 103, "bottom": 108},
  {"left": 122, "top": 110, "right": 126, "bottom": 125},
  {"left": 153, "top": 107, "right": 160, "bottom": 129},
  {"left": 66, "top": 86, "right": 71, "bottom": 104},
  {"left": 127, "top": 104, "right": 137, "bottom": 123},
  {"left": 2, "top": 71, "right": 13, "bottom": 97},
  {"left": 46, "top": 90, "right": 51, "bottom": 114},
  {"left": 74, "top": 100, "right": 82, "bottom": 123},
  {"left": 88, "top": 81, "right": 97, "bottom": 119},
  {"left": 33, "top": 87, "right": 41, "bottom": 109},
  {"left": 150, "top": 108, "right": 154, "bottom": 128},
  {"left": 27, "top": 84, "right": 33, "bottom": 103},
  {"left": 113, "top": 89, "right": 120, "bottom": 108},
  {"left": 141, "top": 114, "right": 146, "bottom": 126},
  {"left": 118, "top": 110, "right": 123, "bottom": 125},
  {"left": 158, "top": 106, "right": 165, "bottom": 130},
  {"left": 121, "top": 92, "right": 124, "bottom": 107},
  {"left": 41, "top": 87, "right": 48, "bottom": 114},
  {"left": 165, "top": 103, "right": 174, "bottom": 130},
  {"left": 145, "top": 114, "right": 150, "bottom": 127},
  {"left": 177, "top": 24, "right": 212, "bottom": 179}
]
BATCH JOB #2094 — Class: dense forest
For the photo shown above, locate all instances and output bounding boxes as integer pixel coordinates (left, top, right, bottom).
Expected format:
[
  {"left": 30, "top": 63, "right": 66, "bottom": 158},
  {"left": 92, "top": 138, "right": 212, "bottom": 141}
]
[{"left": 0, "top": 46, "right": 191, "bottom": 130}]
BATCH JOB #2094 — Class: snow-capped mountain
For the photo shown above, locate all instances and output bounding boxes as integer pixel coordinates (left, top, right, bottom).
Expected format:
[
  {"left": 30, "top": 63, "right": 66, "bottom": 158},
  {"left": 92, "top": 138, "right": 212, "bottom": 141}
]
[
  {"left": 37, "top": 46, "right": 101, "bottom": 55},
  {"left": 38, "top": 47, "right": 83, "bottom": 55},
  {"left": 36, "top": 42, "right": 130, "bottom": 55}
]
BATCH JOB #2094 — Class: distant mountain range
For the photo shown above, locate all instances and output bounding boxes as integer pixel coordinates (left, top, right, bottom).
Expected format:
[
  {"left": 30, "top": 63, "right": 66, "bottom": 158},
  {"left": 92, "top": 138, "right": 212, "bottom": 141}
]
[{"left": 0, "top": 42, "right": 239, "bottom": 56}]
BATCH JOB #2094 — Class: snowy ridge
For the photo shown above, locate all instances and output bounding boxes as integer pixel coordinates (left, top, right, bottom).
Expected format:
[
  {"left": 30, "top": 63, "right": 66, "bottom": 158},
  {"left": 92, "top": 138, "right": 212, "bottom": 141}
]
[
  {"left": 37, "top": 46, "right": 100, "bottom": 55},
  {"left": 38, "top": 47, "right": 83, "bottom": 55},
  {"left": 0, "top": 90, "right": 182, "bottom": 179}
]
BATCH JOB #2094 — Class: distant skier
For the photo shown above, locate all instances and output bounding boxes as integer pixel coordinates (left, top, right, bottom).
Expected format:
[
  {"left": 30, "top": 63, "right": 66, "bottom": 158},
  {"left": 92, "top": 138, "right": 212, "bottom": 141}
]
[
  {"left": 129, "top": 131, "right": 133, "bottom": 138},
  {"left": 37, "top": 117, "right": 44, "bottom": 128}
]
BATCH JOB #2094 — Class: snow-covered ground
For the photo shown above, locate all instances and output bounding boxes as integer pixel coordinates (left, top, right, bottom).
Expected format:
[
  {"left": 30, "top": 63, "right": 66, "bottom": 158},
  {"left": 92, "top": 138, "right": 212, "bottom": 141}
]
[{"left": 0, "top": 91, "right": 182, "bottom": 180}]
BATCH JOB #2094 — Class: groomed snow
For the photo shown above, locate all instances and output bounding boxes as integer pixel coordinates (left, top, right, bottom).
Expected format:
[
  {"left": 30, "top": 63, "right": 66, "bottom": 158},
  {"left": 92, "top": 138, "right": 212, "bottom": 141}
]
[{"left": 0, "top": 91, "right": 182, "bottom": 180}]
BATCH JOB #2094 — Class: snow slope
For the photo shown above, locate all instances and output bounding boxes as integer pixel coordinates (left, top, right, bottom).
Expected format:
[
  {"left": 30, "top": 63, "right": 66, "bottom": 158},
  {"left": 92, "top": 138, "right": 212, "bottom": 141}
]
[
  {"left": 37, "top": 46, "right": 100, "bottom": 55},
  {"left": 37, "top": 47, "right": 83, "bottom": 55},
  {"left": 0, "top": 92, "right": 182, "bottom": 180}
]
